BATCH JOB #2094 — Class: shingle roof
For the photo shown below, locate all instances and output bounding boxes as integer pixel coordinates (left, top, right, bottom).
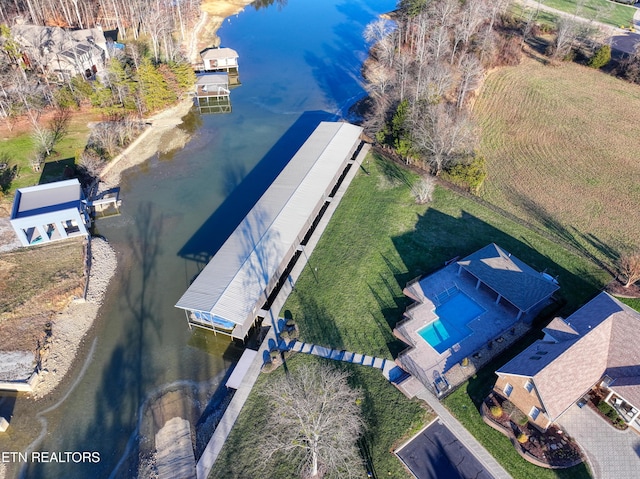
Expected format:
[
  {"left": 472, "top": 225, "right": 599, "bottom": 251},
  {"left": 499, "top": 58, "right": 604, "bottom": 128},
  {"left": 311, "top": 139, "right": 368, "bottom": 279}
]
[
  {"left": 457, "top": 243, "right": 559, "bottom": 312},
  {"left": 497, "top": 292, "right": 640, "bottom": 420},
  {"left": 201, "top": 47, "right": 238, "bottom": 61}
]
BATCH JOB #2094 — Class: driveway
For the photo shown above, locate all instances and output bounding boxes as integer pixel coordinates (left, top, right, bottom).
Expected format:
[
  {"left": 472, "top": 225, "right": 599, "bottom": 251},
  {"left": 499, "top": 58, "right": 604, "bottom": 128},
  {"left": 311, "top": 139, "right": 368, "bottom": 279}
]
[
  {"left": 560, "top": 403, "right": 640, "bottom": 479},
  {"left": 396, "top": 420, "right": 495, "bottom": 479}
]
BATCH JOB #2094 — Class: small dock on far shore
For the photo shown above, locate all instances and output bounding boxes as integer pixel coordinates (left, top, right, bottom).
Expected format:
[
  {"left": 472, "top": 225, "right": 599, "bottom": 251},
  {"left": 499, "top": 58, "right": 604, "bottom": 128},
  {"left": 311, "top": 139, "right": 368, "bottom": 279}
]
[{"left": 194, "top": 73, "right": 232, "bottom": 114}]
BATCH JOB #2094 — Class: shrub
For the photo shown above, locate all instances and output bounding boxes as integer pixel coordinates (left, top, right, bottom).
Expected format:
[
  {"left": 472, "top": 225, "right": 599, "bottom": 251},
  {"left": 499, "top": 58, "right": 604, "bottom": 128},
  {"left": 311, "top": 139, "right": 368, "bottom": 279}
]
[
  {"left": 411, "top": 175, "right": 435, "bottom": 204},
  {"left": 444, "top": 155, "right": 487, "bottom": 193},
  {"left": 588, "top": 45, "right": 611, "bottom": 69},
  {"left": 490, "top": 405, "right": 503, "bottom": 418},
  {"left": 502, "top": 400, "right": 516, "bottom": 416},
  {"left": 517, "top": 432, "right": 528, "bottom": 443},
  {"left": 269, "top": 349, "right": 280, "bottom": 360}
]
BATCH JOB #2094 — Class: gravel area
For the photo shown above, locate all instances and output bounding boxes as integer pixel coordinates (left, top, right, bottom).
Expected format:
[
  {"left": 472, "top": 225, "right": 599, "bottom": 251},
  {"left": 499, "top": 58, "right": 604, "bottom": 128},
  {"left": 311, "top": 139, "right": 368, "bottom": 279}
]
[{"left": 32, "top": 237, "right": 117, "bottom": 399}]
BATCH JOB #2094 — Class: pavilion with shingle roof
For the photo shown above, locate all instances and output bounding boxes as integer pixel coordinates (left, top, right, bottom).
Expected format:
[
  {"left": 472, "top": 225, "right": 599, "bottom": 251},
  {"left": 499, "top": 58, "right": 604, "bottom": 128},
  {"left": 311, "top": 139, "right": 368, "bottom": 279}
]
[
  {"left": 494, "top": 292, "right": 640, "bottom": 431},
  {"left": 457, "top": 243, "right": 559, "bottom": 320}
]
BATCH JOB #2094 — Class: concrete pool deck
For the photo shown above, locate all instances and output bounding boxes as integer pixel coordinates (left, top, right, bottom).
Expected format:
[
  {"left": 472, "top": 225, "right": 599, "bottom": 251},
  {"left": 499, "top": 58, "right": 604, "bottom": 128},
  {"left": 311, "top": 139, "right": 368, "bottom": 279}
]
[{"left": 395, "top": 263, "right": 536, "bottom": 393}]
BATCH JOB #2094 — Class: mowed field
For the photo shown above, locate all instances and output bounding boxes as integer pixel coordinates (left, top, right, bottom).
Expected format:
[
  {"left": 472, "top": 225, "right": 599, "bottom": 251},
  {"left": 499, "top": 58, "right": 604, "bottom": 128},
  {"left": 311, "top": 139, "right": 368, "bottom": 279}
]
[{"left": 474, "top": 58, "right": 640, "bottom": 269}]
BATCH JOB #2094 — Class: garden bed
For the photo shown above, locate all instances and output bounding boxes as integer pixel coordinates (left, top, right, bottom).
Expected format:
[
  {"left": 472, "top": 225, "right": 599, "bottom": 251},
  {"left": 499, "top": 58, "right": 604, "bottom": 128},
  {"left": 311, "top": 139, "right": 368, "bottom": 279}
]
[
  {"left": 585, "top": 387, "right": 628, "bottom": 430},
  {"left": 483, "top": 394, "right": 584, "bottom": 469}
]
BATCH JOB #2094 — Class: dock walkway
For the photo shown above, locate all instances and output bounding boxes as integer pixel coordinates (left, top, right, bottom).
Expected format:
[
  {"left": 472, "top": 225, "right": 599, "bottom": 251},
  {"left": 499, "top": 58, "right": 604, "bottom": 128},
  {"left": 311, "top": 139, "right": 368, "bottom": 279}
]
[{"left": 279, "top": 339, "right": 399, "bottom": 381}]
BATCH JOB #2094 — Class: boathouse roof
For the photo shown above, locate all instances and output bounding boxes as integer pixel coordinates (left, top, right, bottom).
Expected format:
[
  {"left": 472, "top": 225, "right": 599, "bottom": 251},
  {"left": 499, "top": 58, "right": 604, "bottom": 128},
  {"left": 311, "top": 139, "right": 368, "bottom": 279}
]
[
  {"left": 200, "top": 47, "right": 238, "bottom": 61},
  {"left": 175, "top": 121, "right": 363, "bottom": 334}
]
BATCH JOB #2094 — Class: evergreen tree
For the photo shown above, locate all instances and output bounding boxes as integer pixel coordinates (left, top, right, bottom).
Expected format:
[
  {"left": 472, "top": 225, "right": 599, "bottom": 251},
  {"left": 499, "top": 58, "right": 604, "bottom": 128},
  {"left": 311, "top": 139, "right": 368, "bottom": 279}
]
[{"left": 136, "top": 58, "right": 176, "bottom": 113}]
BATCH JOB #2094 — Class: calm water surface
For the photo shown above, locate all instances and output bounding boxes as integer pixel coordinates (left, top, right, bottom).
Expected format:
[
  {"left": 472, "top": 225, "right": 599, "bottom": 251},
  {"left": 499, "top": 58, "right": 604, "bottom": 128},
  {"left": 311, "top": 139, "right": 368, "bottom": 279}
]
[{"left": 10, "top": 0, "right": 396, "bottom": 477}]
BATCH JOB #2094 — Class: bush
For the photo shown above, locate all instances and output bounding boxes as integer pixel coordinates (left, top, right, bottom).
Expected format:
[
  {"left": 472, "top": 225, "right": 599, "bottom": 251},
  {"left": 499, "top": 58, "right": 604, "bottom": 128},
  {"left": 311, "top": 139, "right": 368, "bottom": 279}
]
[
  {"left": 444, "top": 155, "right": 487, "bottom": 193},
  {"left": 588, "top": 45, "right": 611, "bottom": 69},
  {"left": 517, "top": 432, "right": 528, "bottom": 443},
  {"left": 490, "top": 405, "right": 503, "bottom": 418},
  {"left": 502, "top": 400, "right": 516, "bottom": 416}
]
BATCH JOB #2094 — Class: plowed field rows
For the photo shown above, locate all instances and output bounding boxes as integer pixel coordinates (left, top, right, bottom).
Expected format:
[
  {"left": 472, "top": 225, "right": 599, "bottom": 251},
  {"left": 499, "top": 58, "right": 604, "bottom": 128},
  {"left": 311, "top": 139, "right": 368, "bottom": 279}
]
[{"left": 475, "top": 58, "right": 640, "bottom": 267}]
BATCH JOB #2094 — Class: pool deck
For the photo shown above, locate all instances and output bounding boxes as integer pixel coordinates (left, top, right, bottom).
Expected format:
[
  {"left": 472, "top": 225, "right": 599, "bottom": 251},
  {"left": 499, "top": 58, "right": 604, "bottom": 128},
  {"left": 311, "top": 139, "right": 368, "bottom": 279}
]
[{"left": 395, "top": 263, "right": 533, "bottom": 393}]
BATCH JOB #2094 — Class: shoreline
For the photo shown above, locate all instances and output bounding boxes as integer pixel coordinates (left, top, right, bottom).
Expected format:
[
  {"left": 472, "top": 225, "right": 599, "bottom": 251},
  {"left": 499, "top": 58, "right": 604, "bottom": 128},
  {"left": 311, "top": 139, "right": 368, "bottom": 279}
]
[{"left": 11, "top": 0, "right": 256, "bottom": 401}]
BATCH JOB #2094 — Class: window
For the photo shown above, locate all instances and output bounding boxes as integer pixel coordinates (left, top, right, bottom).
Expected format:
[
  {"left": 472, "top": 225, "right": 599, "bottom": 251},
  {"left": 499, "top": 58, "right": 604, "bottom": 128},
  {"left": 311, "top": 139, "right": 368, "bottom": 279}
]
[
  {"left": 524, "top": 380, "right": 534, "bottom": 393},
  {"left": 529, "top": 406, "right": 540, "bottom": 420},
  {"left": 504, "top": 383, "right": 513, "bottom": 397}
]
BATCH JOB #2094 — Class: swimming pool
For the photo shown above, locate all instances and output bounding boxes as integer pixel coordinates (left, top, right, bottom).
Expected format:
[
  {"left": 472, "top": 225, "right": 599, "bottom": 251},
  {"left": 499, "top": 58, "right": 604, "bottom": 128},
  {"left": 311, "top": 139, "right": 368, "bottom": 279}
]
[{"left": 417, "top": 291, "right": 485, "bottom": 354}]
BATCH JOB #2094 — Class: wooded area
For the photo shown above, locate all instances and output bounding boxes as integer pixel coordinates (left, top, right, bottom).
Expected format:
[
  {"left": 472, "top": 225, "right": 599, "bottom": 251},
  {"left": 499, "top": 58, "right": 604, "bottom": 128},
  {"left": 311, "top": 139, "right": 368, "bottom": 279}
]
[{"left": 0, "top": 0, "right": 201, "bottom": 44}]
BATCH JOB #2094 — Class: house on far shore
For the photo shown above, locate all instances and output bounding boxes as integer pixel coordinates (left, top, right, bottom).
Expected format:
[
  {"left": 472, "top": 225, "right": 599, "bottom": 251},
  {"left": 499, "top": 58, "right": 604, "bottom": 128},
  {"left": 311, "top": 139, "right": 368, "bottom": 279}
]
[
  {"left": 10, "top": 179, "right": 90, "bottom": 247},
  {"left": 11, "top": 24, "right": 109, "bottom": 81},
  {"left": 494, "top": 292, "right": 640, "bottom": 432},
  {"left": 200, "top": 47, "right": 239, "bottom": 73}
]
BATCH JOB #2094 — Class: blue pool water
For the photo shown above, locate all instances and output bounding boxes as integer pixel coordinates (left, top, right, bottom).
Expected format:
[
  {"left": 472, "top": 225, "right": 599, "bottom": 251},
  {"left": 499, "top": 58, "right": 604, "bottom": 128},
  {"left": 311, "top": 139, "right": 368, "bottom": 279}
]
[{"left": 418, "top": 291, "right": 485, "bottom": 354}]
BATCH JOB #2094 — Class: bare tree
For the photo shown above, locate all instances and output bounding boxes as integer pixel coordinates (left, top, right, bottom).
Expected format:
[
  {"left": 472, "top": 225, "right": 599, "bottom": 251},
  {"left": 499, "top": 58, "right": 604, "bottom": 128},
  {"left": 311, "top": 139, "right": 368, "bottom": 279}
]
[
  {"left": 619, "top": 252, "right": 640, "bottom": 288},
  {"left": 364, "top": 18, "right": 396, "bottom": 68},
  {"left": 261, "top": 363, "right": 365, "bottom": 479},
  {"left": 456, "top": 53, "right": 483, "bottom": 108},
  {"left": 551, "top": 18, "right": 580, "bottom": 61},
  {"left": 411, "top": 175, "right": 436, "bottom": 204},
  {"left": 410, "top": 102, "right": 477, "bottom": 175}
]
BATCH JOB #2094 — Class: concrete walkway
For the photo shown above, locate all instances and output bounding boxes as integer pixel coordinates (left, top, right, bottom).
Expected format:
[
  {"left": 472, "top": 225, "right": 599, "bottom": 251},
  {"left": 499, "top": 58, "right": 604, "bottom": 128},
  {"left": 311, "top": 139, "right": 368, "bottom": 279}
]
[
  {"left": 280, "top": 339, "right": 398, "bottom": 380},
  {"left": 195, "top": 144, "right": 372, "bottom": 479},
  {"left": 560, "top": 403, "right": 640, "bottom": 479},
  {"left": 413, "top": 386, "right": 513, "bottom": 479}
]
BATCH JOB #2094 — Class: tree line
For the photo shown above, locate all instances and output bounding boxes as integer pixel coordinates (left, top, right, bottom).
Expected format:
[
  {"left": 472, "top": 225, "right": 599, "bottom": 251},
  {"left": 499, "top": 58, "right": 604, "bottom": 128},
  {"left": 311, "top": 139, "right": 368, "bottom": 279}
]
[
  {"left": 0, "top": 0, "right": 200, "bottom": 51},
  {"left": 360, "top": 0, "right": 636, "bottom": 190},
  {"left": 362, "top": 0, "right": 512, "bottom": 186}
]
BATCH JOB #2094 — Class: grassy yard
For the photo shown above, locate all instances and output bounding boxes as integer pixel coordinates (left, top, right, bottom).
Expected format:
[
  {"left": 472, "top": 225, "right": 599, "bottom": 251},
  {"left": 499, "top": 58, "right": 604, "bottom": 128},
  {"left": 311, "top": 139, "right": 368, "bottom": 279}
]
[
  {"left": 212, "top": 151, "right": 608, "bottom": 478},
  {"left": 209, "top": 354, "right": 430, "bottom": 479},
  {"left": 283, "top": 153, "right": 607, "bottom": 360},
  {"left": 474, "top": 58, "right": 640, "bottom": 271},
  {"left": 0, "top": 113, "right": 94, "bottom": 209},
  {"left": 537, "top": 0, "right": 635, "bottom": 27}
]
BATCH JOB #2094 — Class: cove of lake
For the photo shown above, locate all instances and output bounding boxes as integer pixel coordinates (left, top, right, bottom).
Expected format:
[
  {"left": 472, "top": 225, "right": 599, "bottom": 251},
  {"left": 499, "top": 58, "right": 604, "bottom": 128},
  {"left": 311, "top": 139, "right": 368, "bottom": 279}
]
[{"left": 7, "top": 0, "right": 397, "bottom": 477}]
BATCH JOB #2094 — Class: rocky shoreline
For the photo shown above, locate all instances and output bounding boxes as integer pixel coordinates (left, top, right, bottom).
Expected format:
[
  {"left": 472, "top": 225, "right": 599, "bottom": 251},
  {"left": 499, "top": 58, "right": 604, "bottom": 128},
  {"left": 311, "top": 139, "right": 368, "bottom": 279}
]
[{"left": 32, "top": 237, "right": 117, "bottom": 399}]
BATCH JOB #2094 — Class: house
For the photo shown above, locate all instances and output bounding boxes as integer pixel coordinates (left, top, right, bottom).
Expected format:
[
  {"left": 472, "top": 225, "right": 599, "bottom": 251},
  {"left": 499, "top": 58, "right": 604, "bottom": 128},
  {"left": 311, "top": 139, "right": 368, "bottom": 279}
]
[
  {"left": 10, "top": 179, "right": 90, "bottom": 247},
  {"left": 200, "top": 47, "right": 239, "bottom": 72},
  {"left": 11, "top": 24, "right": 109, "bottom": 80},
  {"left": 494, "top": 292, "right": 640, "bottom": 431}
]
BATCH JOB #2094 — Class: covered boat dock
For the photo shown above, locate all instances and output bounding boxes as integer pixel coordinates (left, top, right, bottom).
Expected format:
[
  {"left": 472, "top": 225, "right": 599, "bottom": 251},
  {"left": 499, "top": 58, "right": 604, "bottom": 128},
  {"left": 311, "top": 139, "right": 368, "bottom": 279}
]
[{"left": 175, "top": 121, "right": 364, "bottom": 340}]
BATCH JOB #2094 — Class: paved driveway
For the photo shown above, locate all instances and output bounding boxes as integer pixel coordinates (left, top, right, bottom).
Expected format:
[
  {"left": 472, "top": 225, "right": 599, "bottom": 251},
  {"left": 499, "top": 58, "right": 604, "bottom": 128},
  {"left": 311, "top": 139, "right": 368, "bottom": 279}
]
[
  {"left": 396, "top": 420, "right": 495, "bottom": 479},
  {"left": 560, "top": 403, "right": 640, "bottom": 479}
]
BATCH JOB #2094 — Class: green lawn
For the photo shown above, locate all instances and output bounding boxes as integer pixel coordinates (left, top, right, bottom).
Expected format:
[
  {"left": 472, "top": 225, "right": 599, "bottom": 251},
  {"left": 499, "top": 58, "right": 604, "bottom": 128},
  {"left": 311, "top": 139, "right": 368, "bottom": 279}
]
[
  {"left": 283, "top": 153, "right": 607, "bottom": 361},
  {"left": 212, "top": 152, "right": 608, "bottom": 478},
  {"left": 537, "top": 0, "right": 635, "bottom": 28},
  {"left": 209, "top": 354, "right": 430, "bottom": 479},
  {"left": 0, "top": 117, "right": 91, "bottom": 198}
]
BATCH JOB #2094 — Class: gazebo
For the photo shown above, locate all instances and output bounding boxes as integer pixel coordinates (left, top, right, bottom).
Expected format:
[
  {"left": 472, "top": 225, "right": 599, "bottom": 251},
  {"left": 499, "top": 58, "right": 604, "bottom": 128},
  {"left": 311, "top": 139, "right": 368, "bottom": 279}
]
[{"left": 457, "top": 244, "right": 559, "bottom": 320}]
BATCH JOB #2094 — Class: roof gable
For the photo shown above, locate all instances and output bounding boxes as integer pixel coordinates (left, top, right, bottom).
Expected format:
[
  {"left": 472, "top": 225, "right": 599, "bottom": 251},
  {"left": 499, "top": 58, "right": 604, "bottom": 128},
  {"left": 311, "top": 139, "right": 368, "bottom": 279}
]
[
  {"left": 457, "top": 243, "right": 559, "bottom": 312},
  {"left": 497, "top": 293, "right": 640, "bottom": 420}
]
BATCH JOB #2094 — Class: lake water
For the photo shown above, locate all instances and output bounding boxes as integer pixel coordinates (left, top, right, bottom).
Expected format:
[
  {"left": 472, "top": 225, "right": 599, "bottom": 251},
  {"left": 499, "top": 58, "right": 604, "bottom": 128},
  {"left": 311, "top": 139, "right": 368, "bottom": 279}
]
[{"left": 7, "top": 0, "right": 396, "bottom": 477}]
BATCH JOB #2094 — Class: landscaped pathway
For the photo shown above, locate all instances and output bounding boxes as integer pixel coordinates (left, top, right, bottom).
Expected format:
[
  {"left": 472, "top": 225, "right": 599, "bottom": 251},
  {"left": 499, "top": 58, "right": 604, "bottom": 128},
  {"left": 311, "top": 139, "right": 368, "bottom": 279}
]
[
  {"left": 560, "top": 403, "right": 640, "bottom": 479},
  {"left": 279, "top": 339, "right": 398, "bottom": 380}
]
